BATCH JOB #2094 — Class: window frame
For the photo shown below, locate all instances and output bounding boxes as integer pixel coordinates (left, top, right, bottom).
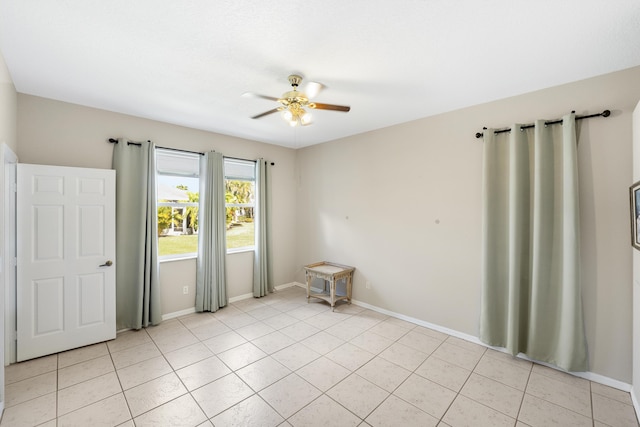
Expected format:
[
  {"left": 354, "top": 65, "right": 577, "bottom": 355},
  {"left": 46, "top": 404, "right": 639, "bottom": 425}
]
[
  {"left": 224, "top": 157, "right": 257, "bottom": 254},
  {"left": 156, "top": 149, "right": 201, "bottom": 261}
]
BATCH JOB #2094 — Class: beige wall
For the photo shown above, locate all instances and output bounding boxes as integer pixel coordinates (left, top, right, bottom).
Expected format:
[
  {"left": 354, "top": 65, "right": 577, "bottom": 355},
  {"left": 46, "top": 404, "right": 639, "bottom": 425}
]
[
  {"left": 0, "top": 51, "right": 17, "bottom": 153},
  {"left": 17, "top": 95, "right": 298, "bottom": 310},
  {"left": 159, "top": 252, "right": 255, "bottom": 315},
  {"left": 296, "top": 66, "right": 640, "bottom": 383}
]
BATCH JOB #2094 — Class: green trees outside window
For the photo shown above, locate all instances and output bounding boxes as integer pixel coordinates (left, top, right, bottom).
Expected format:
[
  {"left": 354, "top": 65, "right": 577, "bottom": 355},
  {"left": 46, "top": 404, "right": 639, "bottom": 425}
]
[
  {"left": 158, "top": 179, "right": 255, "bottom": 256},
  {"left": 225, "top": 179, "right": 255, "bottom": 250},
  {"left": 157, "top": 153, "right": 256, "bottom": 258}
]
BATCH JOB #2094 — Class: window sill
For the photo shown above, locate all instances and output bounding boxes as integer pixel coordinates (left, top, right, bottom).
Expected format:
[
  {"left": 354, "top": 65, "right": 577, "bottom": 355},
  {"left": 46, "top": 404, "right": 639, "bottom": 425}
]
[
  {"left": 226, "top": 247, "right": 255, "bottom": 255},
  {"left": 159, "top": 254, "right": 197, "bottom": 263},
  {"left": 158, "top": 248, "right": 255, "bottom": 262}
]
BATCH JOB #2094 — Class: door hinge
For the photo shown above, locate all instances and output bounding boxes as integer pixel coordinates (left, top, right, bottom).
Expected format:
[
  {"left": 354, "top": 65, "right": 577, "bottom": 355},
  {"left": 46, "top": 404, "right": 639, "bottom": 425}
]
[
  {"left": 13, "top": 257, "right": 17, "bottom": 267},
  {"left": 11, "top": 182, "right": 17, "bottom": 193}
]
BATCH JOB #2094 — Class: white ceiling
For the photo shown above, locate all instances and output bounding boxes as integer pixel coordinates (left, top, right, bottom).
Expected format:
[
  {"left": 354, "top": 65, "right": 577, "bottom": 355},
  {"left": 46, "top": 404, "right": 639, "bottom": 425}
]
[{"left": 1, "top": 1, "right": 640, "bottom": 149}]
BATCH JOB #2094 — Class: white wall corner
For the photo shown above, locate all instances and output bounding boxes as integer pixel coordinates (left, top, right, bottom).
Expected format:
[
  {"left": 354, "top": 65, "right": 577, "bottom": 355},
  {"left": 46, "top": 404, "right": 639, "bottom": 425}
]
[{"left": 275, "top": 281, "right": 304, "bottom": 291}]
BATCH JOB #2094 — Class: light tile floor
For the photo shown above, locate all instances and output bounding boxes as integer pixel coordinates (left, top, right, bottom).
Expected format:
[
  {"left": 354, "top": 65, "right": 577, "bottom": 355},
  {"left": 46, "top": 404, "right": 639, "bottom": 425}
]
[{"left": 1, "top": 285, "right": 638, "bottom": 427}]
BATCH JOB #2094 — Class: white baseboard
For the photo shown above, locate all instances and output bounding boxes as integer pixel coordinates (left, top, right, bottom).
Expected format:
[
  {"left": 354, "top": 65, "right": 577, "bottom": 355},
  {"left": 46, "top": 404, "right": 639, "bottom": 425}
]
[
  {"left": 161, "top": 307, "right": 196, "bottom": 321},
  {"left": 632, "top": 388, "right": 640, "bottom": 420},
  {"left": 352, "top": 297, "right": 485, "bottom": 345},
  {"left": 160, "top": 281, "right": 633, "bottom": 393},
  {"left": 275, "top": 282, "right": 300, "bottom": 291},
  {"left": 229, "top": 293, "right": 253, "bottom": 303},
  {"left": 228, "top": 282, "right": 302, "bottom": 303}
]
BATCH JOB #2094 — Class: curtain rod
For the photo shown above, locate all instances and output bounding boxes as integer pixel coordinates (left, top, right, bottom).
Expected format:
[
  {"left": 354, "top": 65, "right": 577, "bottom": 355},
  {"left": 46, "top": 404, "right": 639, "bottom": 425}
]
[
  {"left": 474, "top": 109, "right": 610, "bottom": 139},
  {"left": 225, "top": 156, "right": 256, "bottom": 163},
  {"left": 224, "top": 156, "right": 275, "bottom": 166},
  {"left": 108, "top": 138, "right": 204, "bottom": 156},
  {"left": 107, "top": 138, "right": 275, "bottom": 165}
]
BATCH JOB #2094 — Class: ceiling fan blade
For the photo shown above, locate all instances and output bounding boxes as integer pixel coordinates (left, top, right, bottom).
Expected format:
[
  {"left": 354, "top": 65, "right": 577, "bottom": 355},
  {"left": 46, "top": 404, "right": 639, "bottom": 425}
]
[
  {"left": 305, "top": 81, "right": 324, "bottom": 99},
  {"left": 310, "top": 102, "right": 350, "bottom": 112},
  {"left": 251, "top": 108, "right": 280, "bottom": 119},
  {"left": 242, "top": 92, "right": 279, "bottom": 102}
]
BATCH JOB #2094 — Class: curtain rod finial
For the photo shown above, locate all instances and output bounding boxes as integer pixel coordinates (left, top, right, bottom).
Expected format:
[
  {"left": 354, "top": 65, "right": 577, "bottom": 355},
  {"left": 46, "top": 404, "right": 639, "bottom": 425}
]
[
  {"left": 475, "top": 132, "right": 484, "bottom": 139},
  {"left": 602, "top": 109, "right": 611, "bottom": 117}
]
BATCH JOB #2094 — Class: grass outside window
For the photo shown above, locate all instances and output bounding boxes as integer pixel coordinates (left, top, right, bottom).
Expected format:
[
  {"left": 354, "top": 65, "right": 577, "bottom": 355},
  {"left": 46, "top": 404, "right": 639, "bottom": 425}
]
[
  {"left": 158, "top": 221, "right": 255, "bottom": 256},
  {"left": 226, "top": 221, "right": 255, "bottom": 249},
  {"left": 158, "top": 235, "right": 198, "bottom": 257}
]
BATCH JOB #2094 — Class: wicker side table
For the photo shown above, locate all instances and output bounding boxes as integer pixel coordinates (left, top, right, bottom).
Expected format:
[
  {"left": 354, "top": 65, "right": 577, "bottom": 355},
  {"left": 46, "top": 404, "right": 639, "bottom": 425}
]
[{"left": 304, "top": 261, "right": 355, "bottom": 311}]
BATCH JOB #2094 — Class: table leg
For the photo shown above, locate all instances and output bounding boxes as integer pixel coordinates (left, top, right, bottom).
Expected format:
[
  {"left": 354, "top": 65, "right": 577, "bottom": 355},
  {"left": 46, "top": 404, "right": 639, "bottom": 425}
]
[
  {"left": 306, "top": 273, "right": 311, "bottom": 303},
  {"left": 330, "top": 278, "right": 336, "bottom": 311}
]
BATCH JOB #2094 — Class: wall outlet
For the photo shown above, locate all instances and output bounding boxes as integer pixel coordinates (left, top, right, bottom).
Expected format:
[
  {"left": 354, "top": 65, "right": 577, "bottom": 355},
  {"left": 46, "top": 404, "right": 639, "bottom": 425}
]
[
  {"left": 183, "top": 286, "right": 189, "bottom": 295},
  {"left": 366, "top": 281, "right": 371, "bottom": 289}
]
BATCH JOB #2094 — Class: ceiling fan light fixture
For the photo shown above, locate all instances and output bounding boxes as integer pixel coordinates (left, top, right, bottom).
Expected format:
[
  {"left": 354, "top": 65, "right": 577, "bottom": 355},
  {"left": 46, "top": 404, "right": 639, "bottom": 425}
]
[
  {"left": 245, "top": 74, "right": 350, "bottom": 126},
  {"left": 282, "top": 102, "right": 311, "bottom": 127}
]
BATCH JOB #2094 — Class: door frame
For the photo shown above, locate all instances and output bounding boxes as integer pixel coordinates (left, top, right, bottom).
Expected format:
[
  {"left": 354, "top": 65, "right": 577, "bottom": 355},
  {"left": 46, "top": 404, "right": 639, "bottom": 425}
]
[
  {"left": 0, "top": 142, "right": 17, "bottom": 415},
  {"left": 1, "top": 143, "right": 17, "bottom": 366}
]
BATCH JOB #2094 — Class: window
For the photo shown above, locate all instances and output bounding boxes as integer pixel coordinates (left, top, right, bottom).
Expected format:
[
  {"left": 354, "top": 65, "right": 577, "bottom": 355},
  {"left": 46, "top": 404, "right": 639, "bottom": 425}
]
[
  {"left": 156, "top": 149, "right": 200, "bottom": 259},
  {"left": 224, "top": 158, "right": 256, "bottom": 252}
]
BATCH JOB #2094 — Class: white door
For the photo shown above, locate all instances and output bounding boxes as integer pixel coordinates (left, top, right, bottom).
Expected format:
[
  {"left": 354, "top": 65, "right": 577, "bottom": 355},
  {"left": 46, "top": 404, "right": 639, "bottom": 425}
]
[{"left": 16, "top": 164, "right": 116, "bottom": 361}]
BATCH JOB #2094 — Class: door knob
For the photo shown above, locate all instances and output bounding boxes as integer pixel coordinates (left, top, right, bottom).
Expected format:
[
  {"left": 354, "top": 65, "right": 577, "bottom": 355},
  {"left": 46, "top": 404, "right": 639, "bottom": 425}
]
[{"left": 99, "top": 260, "right": 113, "bottom": 267}]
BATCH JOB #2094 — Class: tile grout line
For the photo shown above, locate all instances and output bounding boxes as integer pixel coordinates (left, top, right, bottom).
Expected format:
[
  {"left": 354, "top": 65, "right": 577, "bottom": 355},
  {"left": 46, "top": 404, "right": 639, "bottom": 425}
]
[
  {"left": 439, "top": 343, "right": 489, "bottom": 424},
  {"left": 514, "top": 360, "right": 534, "bottom": 426},
  {"left": 104, "top": 333, "right": 128, "bottom": 422},
  {"left": 590, "top": 380, "right": 595, "bottom": 427},
  {"left": 55, "top": 353, "right": 59, "bottom": 425},
  {"left": 173, "top": 315, "right": 215, "bottom": 424}
]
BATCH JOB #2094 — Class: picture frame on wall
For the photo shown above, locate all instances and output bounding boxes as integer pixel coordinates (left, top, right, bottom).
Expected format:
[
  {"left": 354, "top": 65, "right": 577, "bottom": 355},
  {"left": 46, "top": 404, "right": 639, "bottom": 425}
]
[{"left": 630, "top": 180, "right": 640, "bottom": 250}]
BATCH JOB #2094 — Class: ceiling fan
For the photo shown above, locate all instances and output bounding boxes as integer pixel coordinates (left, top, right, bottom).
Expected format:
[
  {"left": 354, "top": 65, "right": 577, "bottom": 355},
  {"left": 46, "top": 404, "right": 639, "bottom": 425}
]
[{"left": 243, "top": 74, "right": 350, "bottom": 127}]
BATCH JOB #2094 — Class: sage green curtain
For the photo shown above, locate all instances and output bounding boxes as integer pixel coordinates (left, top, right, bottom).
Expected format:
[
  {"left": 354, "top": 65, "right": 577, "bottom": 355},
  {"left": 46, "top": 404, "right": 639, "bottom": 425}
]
[
  {"left": 112, "top": 139, "right": 161, "bottom": 330},
  {"left": 479, "top": 113, "right": 588, "bottom": 372},
  {"left": 253, "top": 159, "right": 273, "bottom": 297},
  {"left": 196, "top": 151, "right": 227, "bottom": 312}
]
